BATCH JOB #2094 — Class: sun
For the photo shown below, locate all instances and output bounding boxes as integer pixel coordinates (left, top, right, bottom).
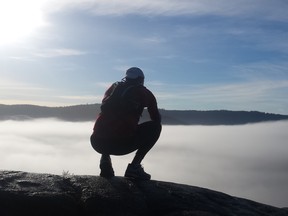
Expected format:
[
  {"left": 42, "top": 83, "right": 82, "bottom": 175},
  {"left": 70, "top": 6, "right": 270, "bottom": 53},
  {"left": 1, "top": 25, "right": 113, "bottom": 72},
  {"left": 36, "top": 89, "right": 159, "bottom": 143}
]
[{"left": 0, "top": 0, "right": 47, "bottom": 45}]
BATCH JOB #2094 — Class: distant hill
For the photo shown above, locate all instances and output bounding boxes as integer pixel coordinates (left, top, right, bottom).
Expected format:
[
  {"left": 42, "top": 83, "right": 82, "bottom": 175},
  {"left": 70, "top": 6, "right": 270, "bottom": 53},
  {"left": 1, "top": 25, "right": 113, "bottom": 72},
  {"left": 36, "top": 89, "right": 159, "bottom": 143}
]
[
  {"left": 0, "top": 104, "right": 288, "bottom": 125},
  {"left": 0, "top": 104, "right": 100, "bottom": 122}
]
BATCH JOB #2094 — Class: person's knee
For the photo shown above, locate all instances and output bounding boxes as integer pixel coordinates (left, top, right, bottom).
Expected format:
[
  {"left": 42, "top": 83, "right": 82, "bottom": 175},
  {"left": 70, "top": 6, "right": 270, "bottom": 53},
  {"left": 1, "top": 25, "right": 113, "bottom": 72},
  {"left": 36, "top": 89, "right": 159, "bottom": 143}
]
[
  {"left": 135, "top": 121, "right": 161, "bottom": 146},
  {"left": 156, "top": 121, "right": 162, "bottom": 133},
  {"left": 151, "top": 121, "right": 162, "bottom": 138},
  {"left": 146, "top": 120, "right": 162, "bottom": 131}
]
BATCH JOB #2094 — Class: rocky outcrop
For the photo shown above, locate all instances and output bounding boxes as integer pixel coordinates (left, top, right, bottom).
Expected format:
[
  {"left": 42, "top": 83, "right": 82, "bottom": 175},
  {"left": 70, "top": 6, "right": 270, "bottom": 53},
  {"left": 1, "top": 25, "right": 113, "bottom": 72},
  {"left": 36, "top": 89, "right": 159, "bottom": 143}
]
[{"left": 0, "top": 170, "right": 287, "bottom": 216}]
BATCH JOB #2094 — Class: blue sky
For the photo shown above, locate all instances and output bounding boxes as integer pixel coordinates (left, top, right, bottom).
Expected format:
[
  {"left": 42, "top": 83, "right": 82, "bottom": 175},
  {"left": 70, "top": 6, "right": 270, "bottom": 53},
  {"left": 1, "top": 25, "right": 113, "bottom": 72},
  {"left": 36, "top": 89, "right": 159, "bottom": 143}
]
[{"left": 1, "top": 0, "right": 288, "bottom": 114}]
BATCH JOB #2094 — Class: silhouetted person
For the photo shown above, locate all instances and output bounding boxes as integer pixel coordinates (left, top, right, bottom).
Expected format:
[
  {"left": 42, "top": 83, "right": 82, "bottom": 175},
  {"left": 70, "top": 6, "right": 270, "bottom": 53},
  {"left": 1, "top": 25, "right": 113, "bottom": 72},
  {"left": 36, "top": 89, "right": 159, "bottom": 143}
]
[{"left": 90, "top": 67, "right": 162, "bottom": 180}]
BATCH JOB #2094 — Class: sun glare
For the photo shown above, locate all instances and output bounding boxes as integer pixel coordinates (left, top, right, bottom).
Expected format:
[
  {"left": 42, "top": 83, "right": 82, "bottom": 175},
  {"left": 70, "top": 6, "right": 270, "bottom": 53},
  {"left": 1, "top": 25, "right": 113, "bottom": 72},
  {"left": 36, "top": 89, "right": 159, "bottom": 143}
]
[{"left": 0, "top": 0, "right": 47, "bottom": 45}]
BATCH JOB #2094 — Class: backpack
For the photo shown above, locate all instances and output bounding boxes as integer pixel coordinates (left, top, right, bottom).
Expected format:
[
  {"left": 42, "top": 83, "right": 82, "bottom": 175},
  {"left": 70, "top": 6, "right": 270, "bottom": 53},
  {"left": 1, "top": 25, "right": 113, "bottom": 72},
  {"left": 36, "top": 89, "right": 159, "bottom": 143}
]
[{"left": 101, "top": 82, "right": 142, "bottom": 115}]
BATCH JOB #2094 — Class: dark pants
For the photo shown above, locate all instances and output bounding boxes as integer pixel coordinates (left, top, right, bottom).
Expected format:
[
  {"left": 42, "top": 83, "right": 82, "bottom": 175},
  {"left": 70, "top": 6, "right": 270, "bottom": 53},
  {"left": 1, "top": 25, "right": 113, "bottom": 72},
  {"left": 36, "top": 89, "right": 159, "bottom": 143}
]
[{"left": 90, "top": 121, "right": 162, "bottom": 160}]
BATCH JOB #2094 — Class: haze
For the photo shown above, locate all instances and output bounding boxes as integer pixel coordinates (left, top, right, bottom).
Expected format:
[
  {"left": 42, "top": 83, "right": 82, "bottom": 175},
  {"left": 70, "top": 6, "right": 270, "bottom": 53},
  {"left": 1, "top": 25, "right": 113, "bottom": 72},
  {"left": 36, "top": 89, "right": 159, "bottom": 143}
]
[{"left": 1, "top": 119, "right": 287, "bottom": 207}]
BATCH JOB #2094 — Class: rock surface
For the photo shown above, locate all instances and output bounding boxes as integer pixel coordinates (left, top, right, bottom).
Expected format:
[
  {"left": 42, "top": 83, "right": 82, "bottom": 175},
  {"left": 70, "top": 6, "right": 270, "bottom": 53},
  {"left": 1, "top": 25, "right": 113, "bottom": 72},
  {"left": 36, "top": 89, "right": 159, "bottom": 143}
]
[{"left": 0, "top": 170, "right": 287, "bottom": 216}]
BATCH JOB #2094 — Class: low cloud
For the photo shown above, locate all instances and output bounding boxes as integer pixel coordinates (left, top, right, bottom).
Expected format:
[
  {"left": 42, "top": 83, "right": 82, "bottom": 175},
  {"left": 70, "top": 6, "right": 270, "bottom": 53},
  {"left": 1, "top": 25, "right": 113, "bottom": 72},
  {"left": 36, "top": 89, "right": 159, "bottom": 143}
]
[
  {"left": 1, "top": 119, "right": 288, "bottom": 207},
  {"left": 34, "top": 48, "right": 87, "bottom": 58}
]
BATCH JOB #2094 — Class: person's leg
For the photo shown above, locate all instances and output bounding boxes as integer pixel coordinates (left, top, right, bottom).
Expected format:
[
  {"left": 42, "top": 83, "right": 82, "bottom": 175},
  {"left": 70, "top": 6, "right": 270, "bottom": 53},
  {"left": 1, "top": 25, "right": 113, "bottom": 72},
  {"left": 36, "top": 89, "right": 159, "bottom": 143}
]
[
  {"left": 91, "top": 132, "right": 137, "bottom": 155},
  {"left": 91, "top": 132, "right": 141, "bottom": 178},
  {"left": 99, "top": 154, "right": 114, "bottom": 178},
  {"left": 90, "top": 134, "right": 115, "bottom": 178},
  {"left": 132, "top": 121, "right": 162, "bottom": 164},
  {"left": 91, "top": 121, "right": 161, "bottom": 179},
  {"left": 125, "top": 121, "right": 162, "bottom": 180}
]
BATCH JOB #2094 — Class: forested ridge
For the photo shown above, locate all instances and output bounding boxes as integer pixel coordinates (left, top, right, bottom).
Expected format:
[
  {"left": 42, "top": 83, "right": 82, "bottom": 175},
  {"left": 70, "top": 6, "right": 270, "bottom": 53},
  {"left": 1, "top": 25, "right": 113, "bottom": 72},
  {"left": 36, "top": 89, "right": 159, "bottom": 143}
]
[{"left": 1, "top": 104, "right": 287, "bottom": 125}]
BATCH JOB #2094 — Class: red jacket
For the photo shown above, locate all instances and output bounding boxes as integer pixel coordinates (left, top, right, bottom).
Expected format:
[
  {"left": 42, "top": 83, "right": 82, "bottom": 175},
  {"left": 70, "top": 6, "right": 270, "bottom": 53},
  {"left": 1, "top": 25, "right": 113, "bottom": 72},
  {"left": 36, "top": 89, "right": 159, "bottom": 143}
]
[{"left": 93, "top": 81, "right": 161, "bottom": 137}]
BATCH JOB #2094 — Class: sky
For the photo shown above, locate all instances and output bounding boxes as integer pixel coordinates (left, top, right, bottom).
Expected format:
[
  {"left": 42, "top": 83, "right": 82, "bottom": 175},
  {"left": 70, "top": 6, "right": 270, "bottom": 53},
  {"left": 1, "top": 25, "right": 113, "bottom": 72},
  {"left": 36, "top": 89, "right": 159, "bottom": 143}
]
[
  {"left": 0, "top": 0, "right": 288, "bottom": 114},
  {"left": 1, "top": 120, "right": 288, "bottom": 207}
]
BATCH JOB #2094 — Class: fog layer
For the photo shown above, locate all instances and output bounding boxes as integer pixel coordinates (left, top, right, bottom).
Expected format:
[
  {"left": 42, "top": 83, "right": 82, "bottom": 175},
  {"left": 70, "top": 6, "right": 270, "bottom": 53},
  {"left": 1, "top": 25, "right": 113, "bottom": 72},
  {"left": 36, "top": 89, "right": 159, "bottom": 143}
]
[{"left": 1, "top": 119, "right": 287, "bottom": 207}]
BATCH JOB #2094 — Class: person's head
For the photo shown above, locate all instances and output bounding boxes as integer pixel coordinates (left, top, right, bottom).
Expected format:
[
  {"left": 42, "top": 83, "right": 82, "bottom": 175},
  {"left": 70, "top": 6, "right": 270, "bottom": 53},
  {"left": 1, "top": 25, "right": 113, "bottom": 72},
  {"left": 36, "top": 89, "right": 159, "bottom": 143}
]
[{"left": 125, "top": 67, "right": 145, "bottom": 85}]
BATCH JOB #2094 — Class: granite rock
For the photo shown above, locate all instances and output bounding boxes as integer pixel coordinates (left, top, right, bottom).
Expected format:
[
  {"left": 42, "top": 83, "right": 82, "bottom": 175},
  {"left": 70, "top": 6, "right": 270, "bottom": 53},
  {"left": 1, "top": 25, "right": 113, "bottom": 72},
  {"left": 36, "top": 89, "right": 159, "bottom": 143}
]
[{"left": 0, "top": 170, "right": 287, "bottom": 216}]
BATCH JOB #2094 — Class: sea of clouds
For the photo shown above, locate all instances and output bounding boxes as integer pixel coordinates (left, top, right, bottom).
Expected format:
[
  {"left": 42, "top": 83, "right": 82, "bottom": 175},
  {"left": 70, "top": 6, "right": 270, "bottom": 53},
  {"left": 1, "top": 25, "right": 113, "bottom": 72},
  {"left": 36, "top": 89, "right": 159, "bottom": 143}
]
[{"left": 1, "top": 119, "right": 287, "bottom": 207}]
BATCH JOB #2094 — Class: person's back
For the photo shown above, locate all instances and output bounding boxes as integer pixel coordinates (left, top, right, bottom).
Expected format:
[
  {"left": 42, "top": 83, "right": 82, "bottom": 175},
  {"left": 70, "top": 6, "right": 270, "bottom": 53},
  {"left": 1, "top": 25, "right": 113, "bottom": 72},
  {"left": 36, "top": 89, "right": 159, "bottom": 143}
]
[
  {"left": 90, "top": 67, "right": 162, "bottom": 180},
  {"left": 94, "top": 79, "right": 160, "bottom": 137}
]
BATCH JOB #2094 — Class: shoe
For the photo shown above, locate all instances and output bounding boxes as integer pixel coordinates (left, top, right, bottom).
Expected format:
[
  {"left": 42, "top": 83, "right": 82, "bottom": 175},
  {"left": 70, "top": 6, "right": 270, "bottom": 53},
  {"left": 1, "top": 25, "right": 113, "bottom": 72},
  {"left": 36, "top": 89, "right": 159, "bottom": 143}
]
[
  {"left": 100, "top": 161, "right": 115, "bottom": 178},
  {"left": 124, "top": 163, "right": 151, "bottom": 180}
]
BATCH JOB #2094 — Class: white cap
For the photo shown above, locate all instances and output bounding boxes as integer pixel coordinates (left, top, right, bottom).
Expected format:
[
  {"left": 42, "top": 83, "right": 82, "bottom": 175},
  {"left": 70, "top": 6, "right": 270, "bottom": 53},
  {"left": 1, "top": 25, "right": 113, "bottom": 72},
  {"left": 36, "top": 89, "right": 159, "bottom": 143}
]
[{"left": 126, "top": 67, "right": 145, "bottom": 79}]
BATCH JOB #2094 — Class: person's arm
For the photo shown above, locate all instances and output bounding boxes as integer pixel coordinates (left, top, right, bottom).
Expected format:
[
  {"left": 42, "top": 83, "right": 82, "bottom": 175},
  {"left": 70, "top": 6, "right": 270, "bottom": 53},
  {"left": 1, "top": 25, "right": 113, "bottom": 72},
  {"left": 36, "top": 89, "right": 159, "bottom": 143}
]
[
  {"left": 102, "top": 83, "right": 117, "bottom": 103},
  {"left": 145, "top": 89, "right": 161, "bottom": 123}
]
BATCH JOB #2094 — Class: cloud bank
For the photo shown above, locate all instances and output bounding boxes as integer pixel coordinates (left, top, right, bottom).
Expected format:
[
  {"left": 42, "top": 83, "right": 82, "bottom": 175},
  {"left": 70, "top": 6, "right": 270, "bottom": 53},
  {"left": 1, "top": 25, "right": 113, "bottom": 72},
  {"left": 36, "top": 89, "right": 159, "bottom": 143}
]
[{"left": 1, "top": 119, "right": 288, "bottom": 207}]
